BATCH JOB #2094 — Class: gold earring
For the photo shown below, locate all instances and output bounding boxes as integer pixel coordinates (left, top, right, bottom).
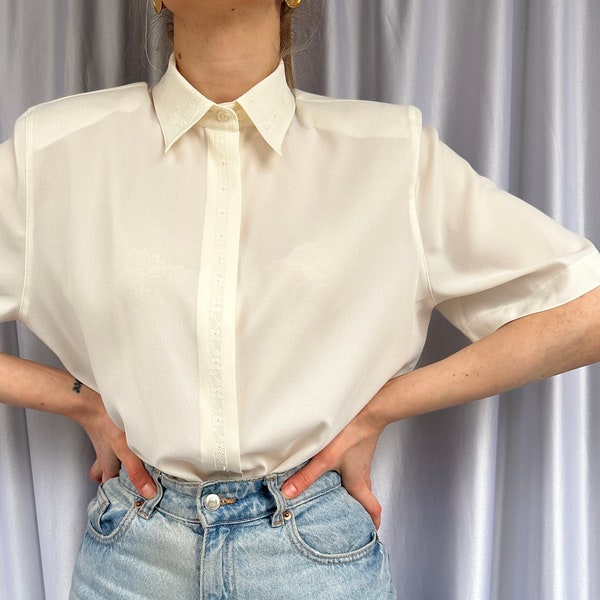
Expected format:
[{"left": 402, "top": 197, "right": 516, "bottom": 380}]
[
  {"left": 285, "top": 0, "right": 302, "bottom": 8},
  {"left": 153, "top": 0, "right": 163, "bottom": 14}
]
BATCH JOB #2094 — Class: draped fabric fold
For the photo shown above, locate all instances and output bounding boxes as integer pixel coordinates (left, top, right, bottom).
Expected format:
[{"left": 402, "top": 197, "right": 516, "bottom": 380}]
[{"left": 1, "top": 1, "right": 598, "bottom": 598}]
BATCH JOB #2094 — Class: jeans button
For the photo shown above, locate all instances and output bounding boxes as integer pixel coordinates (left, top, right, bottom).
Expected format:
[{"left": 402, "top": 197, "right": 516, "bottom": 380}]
[{"left": 204, "top": 493, "right": 221, "bottom": 511}]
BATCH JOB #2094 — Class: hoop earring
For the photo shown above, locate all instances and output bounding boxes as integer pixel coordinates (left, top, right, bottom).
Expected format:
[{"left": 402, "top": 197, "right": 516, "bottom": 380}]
[
  {"left": 284, "top": 0, "right": 302, "bottom": 8},
  {"left": 153, "top": 0, "right": 163, "bottom": 14}
]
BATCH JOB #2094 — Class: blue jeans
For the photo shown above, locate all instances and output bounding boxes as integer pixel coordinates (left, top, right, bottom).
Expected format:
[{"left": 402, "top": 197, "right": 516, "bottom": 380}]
[{"left": 70, "top": 464, "right": 396, "bottom": 599}]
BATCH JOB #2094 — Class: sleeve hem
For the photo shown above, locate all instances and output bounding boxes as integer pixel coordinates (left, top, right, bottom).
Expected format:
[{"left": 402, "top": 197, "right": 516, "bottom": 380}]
[
  {"left": 461, "top": 250, "right": 600, "bottom": 341},
  {"left": 16, "top": 109, "right": 32, "bottom": 322},
  {"left": 409, "top": 119, "right": 438, "bottom": 309}
]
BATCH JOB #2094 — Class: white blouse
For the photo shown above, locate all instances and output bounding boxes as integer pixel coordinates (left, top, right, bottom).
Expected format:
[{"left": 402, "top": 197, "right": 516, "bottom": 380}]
[{"left": 1, "top": 56, "right": 599, "bottom": 481}]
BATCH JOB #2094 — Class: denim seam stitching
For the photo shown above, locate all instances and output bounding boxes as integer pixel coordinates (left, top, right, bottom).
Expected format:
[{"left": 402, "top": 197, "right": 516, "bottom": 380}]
[
  {"left": 285, "top": 481, "right": 342, "bottom": 511},
  {"left": 285, "top": 517, "right": 378, "bottom": 564},
  {"left": 156, "top": 506, "right": 276, "bottom": 528},
  {"left": 85, "top": 505, "right": 139, "bottom": 546}
]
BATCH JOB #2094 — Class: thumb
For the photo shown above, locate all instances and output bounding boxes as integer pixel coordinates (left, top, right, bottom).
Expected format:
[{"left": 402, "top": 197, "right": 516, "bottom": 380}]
[
  {"left": 281, "top": 455, "right": 330, "bottom": 499},
  {"left": 120, "top": 451, "right": 156, "bottom": 499}
]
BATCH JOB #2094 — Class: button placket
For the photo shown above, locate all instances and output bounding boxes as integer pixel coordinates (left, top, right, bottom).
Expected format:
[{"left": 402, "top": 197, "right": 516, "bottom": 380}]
[{"left": 197, "top": 127, "right": 243, "bottom": 475}]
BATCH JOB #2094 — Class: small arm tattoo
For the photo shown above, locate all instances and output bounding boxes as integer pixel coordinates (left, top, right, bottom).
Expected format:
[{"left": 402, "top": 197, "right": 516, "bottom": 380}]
[{"left": 72, "top": 379, "right": 83, "bottom": 394}]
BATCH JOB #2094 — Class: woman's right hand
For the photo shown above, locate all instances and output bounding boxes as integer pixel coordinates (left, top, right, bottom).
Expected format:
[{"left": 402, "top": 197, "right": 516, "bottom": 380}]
[
  {"left": 0, "top": 353, "right": 157, "bottom": 498},
  {"left": 75, "top": 386, "right": 157, "bottom": 498}
]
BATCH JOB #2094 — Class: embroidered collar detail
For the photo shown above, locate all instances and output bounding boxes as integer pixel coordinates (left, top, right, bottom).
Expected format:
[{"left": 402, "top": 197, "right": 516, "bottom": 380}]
[{"left": 151, "top": 54, "right": 295, "bottom": 155}]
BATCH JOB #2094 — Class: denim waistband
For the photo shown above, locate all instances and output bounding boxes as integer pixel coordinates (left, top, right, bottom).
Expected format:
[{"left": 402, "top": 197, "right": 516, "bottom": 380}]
[{"left": 118, "top": 463, "right": 342, "bottom": 529}]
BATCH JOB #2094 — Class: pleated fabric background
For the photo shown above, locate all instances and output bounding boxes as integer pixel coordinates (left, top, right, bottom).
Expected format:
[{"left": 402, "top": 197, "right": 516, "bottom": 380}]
[{"left": 1, "top": 1, "right": 599, "bottom": 599}]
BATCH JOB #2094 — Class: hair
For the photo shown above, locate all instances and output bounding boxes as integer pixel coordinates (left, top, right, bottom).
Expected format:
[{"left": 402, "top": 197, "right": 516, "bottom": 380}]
[
  {"left": 280, "top": 4, "right": 296, "bottom": 87},
  {"left": 157, "top": 3, "right": 301, "bottom": 88}
]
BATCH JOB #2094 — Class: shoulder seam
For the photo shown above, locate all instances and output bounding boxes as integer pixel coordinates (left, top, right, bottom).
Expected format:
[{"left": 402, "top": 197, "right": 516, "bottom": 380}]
[
  {"left": 28, "top": 82, "right": 148, "bottom": 111},
  {"left": 24, "top": 83, "right": 150, "bottom": 123}
]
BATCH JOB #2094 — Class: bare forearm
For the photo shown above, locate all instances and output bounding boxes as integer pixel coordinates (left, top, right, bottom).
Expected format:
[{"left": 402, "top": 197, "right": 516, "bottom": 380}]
[
  {"left": 374, "top": 287, "right": 600, "bottom": 425},
  {"left": 283, "top": 287, "right": 600, "bottom": 522},
  {"left": 0, "top": 352, "right": 157, "bottom": 496},
  {"left": 0, "top": 352, "right": 95, "bottom": 423}
]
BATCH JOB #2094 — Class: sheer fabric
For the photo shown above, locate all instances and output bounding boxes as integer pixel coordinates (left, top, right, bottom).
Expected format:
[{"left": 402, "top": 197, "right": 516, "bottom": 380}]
[{"left": 1, "top": 1, "right": 599, "bottom": 598}]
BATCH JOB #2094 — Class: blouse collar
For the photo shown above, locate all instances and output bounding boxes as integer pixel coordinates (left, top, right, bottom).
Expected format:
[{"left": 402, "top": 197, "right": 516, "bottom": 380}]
[{"left": 152, "top": 54, "right": 295, "bottom": 155}]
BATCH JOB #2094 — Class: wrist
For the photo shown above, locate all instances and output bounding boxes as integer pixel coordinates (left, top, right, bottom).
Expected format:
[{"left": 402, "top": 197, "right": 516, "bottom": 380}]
[
  {"left": 62, "top": 379, "right": 102, "bottom": 425},
  {"left": 362, "top": 379, "right": 401, "bottom": 432},
  {"left": 366, "top": 372, "right": 423, "bottom": 428}
]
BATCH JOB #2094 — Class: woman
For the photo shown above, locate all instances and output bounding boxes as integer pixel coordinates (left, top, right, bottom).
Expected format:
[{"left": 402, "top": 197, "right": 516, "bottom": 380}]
[{"left": 1, "top": 1, "right": 599, "bottom": 597}]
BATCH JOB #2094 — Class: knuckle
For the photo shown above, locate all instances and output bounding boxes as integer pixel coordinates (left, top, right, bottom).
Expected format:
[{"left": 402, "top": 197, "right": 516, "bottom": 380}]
[
  {"left": 356, "top": 480, "right": 371, "bottom": 492},
  {"left": 118, "top": 448, "right": 138, "bottom": 466},
  {"left": 127, "top": 465, "right": 149, "bottom": 487},
  {"left": 113, "top": 438, "right": 129, "bottom": 454},
  {"left": 127, "top": 467, "right": 144, "bottom": 483},
  {"left": 317, "top": 448, "right": 336, "bottom": 467},
  {"left": 294, "top": 471, "right": 315, "bottom": 490}
]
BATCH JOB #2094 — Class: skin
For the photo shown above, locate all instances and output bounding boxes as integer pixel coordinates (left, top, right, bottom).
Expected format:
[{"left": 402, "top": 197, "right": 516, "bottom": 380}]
[
  {"left": 2, "top": 1, "right": 600, "bottom": 525},
  {"left": 167, "top": 0, "right": 282, "bottom": 103},
  {"left": 0, "top": 0, "right": 285, "bottom": 499},
  {"left": 0, "top": 353, "right": 156, "bottom": 497},
  {"left": 281, "top": 287, "right": 600, "bottom": 527}
]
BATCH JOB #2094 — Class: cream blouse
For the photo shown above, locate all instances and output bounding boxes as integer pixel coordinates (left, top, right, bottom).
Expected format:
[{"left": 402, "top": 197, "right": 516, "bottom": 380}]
[{"left": 1, "top": 56, "right": 599, "bottom": 481}]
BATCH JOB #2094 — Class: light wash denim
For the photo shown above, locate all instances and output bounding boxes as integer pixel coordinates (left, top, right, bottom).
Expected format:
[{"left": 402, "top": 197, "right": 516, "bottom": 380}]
[{"left": 70, "top": 464, "right": 396, "bottom": 599}]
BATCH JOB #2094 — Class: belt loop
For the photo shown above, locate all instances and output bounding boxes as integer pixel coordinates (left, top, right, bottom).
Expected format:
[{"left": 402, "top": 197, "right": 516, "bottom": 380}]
[
  {"left": 135, "top": 467, "right": 164, "bottom": 520},
  {"left": 265, "top": 474, "right": 287, "bottom": 527}
]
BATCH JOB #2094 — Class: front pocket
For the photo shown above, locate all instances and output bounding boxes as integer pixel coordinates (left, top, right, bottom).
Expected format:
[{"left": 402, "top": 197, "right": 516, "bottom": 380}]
[
  {"left": 285, "top": 486, "right": 378, "bottom": 563},
  {"left": 86, "top": 478, "right": 138, "bottom": 544}
]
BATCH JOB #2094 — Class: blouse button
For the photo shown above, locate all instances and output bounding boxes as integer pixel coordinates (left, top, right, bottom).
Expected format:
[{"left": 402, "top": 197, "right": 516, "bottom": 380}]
[{"left": 217, "top": 110, "right": 230, "bottom": 122}]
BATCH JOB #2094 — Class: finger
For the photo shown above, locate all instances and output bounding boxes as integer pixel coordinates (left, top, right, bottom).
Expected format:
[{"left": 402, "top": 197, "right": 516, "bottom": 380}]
[
  {"left": 103, "top": 455, "right": 122, "bottom": 481},
  {"left": 88, "top": 460, "right": 103, "bottom": 484},
  {"left": 281, "top": 455, "right": 331, "bottom": 499},
  {"left": 120, "top": 451, "right": 156, "bottom": 498},
  {"left": 347, "top": 484, "right": 382, "bottom": 529}
]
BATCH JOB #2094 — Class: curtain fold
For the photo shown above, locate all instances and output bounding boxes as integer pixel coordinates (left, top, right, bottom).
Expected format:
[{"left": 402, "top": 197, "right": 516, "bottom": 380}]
[{"left": 1, "top": 1, "right": 598, "bottom": 598}]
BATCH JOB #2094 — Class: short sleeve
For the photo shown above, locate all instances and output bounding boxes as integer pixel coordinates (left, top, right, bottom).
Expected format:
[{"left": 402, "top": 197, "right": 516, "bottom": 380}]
[
  {"left": 0, "top": 115, "right": 27, "bottom": 323},
  {"left": 415, "top": 126, "right": 600, "bottom": 341}
]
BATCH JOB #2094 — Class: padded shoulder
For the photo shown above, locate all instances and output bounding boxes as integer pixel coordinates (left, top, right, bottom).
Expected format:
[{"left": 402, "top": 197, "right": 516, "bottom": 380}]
[
  {"left": 24, "top": 82, "right": 151, "bottom": 149},
  {"left": 293, "top": 89, "right": 422, "bottom": 140}
]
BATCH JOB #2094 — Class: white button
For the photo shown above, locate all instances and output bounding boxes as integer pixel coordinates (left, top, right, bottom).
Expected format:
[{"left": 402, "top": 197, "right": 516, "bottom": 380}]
[
  {"left": 216, "top": 111, "right": 230, "bottom": 122},
  {"left": 204, "top": 493, "right": 221, "bottom": 511},
  {"left": 235, "top": 110, "right": 246, "bottom": 121}
]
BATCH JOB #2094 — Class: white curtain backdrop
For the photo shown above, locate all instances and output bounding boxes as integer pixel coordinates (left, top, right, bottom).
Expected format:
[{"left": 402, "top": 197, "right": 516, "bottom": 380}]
[{"left": 1, "top": 1, "right": 599, "bottom": 599}]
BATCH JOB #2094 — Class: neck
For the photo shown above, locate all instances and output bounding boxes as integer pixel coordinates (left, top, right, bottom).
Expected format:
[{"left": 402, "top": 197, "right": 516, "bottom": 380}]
[{"left": 171, "top": 1, "right": 282, "bottom": 104}]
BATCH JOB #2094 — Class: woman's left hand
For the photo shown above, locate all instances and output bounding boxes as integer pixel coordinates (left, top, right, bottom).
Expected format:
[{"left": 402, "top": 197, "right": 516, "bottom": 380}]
[
  {"left": 280, "top": 389, "right": 389, "bottom": 528},
  {"left": 284, "top": 289, "right": 600, "bottom": 528}
]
